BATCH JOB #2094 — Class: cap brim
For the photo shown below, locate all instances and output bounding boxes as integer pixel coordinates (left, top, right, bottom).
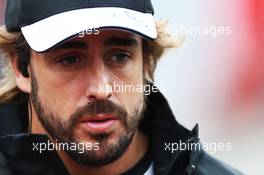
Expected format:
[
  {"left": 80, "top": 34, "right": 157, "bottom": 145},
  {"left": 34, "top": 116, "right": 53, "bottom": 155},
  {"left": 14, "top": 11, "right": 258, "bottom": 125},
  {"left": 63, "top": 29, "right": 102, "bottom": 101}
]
[{"left": 21, "top": 7, "right": 157, "bottom": 52}]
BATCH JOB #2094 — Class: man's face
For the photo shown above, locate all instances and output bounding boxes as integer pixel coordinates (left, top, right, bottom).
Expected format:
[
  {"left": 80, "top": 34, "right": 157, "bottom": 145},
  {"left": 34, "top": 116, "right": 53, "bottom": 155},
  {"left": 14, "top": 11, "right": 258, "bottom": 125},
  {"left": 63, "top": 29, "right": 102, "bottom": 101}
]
[{"left": 29, "top": 29, "right": 145, "bottom": 166}]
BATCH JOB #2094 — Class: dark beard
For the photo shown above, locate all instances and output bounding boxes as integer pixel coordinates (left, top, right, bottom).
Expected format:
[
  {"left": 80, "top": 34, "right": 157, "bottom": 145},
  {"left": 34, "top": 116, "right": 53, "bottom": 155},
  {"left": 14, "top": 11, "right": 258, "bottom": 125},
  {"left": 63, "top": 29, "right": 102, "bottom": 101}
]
[{"left": 30, "top": 71, "right": 145, "bottom": 166}]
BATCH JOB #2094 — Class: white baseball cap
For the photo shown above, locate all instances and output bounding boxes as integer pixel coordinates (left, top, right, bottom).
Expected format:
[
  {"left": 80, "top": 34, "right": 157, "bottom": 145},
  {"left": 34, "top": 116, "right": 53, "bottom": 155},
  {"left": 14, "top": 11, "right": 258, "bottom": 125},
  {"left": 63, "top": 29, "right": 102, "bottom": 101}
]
[{"left": 5, "top": 0, "right": 157, "bottom": 52}]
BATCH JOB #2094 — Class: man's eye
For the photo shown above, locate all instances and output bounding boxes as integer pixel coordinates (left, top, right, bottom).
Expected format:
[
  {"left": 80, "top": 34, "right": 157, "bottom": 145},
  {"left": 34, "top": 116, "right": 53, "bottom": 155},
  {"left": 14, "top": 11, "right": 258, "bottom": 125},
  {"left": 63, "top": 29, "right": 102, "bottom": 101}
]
[
  {"left": 110, "top": 53, "right": 130, "bottom": 63},
  {"left": 58, "top": 55, "right": 84, "bottom": 67},
  {"left": 60, "top": 56, "right": 79, "bottom": 65},
  {"left": 54, "top": 54, "right": 87, "bottom": 70}
]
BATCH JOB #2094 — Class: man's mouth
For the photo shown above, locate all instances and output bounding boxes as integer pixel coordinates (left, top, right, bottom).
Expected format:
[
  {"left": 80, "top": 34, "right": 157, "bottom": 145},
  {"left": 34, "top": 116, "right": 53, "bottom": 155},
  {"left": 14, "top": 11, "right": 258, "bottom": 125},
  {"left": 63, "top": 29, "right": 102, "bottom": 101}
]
[{"left": 80, "top": 114, "right": 119, "bottom": 133}]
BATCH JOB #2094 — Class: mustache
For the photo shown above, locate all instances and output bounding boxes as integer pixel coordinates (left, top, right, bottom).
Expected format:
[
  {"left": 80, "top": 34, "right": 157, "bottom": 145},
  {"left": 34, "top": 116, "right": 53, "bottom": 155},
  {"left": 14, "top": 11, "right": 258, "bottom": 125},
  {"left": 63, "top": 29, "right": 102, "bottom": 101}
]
[{"left": 69, "top": 100, "right": 128, "bottom": 127}]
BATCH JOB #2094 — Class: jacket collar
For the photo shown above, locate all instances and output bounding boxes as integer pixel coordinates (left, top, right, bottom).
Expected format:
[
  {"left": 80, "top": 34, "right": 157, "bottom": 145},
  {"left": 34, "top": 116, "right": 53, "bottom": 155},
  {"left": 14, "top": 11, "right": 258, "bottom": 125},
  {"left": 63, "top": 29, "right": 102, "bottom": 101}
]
[
  {"left": 0, "top": 133, "right": 69, "bottom": 175},
  {"left": 141, "top": 90, "right": 197, "bottom": 174},
  {"left": 0, "top": 89, "right": 198, "bottom": 175}
]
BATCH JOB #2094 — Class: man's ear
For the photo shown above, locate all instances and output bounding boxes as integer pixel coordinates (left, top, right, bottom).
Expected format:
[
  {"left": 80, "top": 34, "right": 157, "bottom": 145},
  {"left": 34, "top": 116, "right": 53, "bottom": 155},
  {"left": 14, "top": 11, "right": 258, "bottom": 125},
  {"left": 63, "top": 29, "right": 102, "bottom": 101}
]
[
  {"left": 143, "top": 56, "right": 152, "bottom": 82},
  {"left": 11, "top": 56, "right": 31, "bottom": 93}
]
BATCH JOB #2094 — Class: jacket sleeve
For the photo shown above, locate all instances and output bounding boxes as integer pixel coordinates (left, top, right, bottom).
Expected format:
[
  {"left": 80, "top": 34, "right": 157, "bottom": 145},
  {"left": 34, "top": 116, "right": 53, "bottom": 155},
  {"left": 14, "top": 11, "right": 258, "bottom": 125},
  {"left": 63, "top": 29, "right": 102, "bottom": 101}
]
[
  {"left": 0, "top": 152, "right": 14, "bottom": 175},
  {"left": 193, "top": 151, "right": 244, "bottom": 175}
]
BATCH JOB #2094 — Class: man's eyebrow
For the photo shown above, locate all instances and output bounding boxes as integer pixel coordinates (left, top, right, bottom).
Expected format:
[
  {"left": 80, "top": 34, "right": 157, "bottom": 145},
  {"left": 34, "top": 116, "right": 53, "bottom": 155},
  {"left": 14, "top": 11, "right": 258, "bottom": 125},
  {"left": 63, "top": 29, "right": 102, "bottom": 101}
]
[
  {"left": 104, "top": 37, "right": 139, "bottom": 47},
  {"left": 53, "top": 41, "right": 88, "bottom": 50}
]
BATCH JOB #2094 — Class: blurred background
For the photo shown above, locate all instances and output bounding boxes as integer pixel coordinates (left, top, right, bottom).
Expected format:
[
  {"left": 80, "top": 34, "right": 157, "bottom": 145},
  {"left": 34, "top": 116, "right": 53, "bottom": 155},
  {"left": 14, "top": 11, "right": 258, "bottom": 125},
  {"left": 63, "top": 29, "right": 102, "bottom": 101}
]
[
  {"left": 1, "top": 0, "right": 263, "bottom": 174},
  {"left": 152, "top": 0, "right": 263, "bottom": 174}
]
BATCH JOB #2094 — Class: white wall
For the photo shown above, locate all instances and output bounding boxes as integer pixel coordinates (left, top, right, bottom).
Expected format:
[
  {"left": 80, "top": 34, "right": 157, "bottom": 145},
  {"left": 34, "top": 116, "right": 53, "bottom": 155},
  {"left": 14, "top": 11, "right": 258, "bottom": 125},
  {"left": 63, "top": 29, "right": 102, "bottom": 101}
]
[{"left": 153, "top": 1, "right": 264, "bottom": 174}]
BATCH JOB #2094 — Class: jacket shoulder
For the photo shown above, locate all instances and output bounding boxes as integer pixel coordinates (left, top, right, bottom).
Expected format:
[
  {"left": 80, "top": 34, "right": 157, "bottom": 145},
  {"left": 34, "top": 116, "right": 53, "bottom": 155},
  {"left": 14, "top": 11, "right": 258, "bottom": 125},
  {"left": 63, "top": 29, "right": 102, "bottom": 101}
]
[
  {"left": 0, "top": 151, "right": 14, "bottom": 175},
  {"left": 193, "top": 151, "right": 243, "bottom": 175}
]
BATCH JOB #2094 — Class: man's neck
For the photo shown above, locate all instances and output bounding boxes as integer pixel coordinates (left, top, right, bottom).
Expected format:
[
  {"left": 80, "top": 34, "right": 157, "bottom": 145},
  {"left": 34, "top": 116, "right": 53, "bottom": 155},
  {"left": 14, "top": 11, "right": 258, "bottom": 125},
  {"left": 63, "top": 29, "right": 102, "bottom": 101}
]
[{"left": 58, "top": 130, "right": 149, "bottom": 175}]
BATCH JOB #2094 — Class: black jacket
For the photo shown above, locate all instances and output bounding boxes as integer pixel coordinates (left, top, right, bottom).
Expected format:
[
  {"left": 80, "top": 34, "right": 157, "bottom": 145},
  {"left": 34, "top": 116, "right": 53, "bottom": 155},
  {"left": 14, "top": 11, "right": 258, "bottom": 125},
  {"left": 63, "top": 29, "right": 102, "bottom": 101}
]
[{"left": 0, "top": 91, "right": 243, "bottom": 175}]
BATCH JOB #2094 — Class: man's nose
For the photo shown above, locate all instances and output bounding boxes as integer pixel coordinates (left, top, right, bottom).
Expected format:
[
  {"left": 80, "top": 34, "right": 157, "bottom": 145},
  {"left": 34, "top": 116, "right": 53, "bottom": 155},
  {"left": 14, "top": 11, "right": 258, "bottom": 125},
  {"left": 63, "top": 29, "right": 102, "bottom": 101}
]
[{"left": 85, "top": 59, "right": 113, "bottom": 101}]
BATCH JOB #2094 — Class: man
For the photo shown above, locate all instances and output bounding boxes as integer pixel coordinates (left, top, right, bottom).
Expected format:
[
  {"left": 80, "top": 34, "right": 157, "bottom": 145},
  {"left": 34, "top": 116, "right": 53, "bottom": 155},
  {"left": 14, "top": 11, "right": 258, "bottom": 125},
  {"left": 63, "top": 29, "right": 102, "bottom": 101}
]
[{"left": 0, "top": 0, "right": 242, "bottom": 175}]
